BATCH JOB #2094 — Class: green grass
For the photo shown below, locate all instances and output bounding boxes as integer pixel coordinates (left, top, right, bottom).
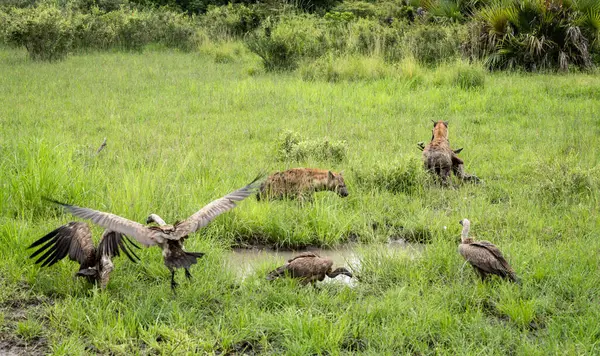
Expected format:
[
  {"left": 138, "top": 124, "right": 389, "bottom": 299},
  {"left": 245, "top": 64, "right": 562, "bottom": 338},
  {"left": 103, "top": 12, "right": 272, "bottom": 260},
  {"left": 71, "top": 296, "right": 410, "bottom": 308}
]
[{"left": 0, "top": 46, "right": 599, "bottom": 354}]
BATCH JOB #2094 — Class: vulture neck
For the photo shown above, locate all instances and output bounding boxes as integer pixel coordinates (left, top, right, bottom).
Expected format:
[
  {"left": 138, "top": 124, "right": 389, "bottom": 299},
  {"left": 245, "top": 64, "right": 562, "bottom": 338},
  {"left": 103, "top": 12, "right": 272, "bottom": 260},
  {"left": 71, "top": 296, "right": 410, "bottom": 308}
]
[
  {"left": 461, "top": 224, "right": 473, "bottom": 244},
  {"left": 149, "top": 214, "right": 167, "bottom": 226},
  {"left": 327, "top": 268, "right": 352, "bottom": 278}
]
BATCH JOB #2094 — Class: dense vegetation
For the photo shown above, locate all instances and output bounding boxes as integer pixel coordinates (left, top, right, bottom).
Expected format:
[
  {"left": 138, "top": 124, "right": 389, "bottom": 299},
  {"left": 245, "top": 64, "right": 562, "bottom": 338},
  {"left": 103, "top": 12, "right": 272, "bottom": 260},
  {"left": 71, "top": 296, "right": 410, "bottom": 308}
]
[
  {"left": 1, "top": 0, "right": 599, "bottom": 71},
  {"left": 0, "top": 47, "right": 599, "bottom": 354}
]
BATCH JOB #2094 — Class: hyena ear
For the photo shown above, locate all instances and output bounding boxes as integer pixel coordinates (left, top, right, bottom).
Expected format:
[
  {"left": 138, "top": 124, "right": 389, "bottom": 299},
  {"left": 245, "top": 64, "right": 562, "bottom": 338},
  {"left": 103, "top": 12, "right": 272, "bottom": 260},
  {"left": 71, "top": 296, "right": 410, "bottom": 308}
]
[
  {"left": 443, "top": 121, "right": 449, "bottom": 127},
  {"left": 431, "top": 119, "right": 436, "bottom": 127},
  {"left": 328, "top": 171, "right": 335, "bottom": 180}
]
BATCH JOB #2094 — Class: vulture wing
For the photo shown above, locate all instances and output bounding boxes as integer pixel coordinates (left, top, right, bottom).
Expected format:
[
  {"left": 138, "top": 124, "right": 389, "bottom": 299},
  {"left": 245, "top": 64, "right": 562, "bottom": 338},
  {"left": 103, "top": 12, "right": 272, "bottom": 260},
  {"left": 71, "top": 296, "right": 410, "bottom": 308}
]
[
  {"left": 286, "top": 255, "right": 332, "bottom": 279},
  {"left": 28, "top": 222, "right": 96, "bottom": 268},
  {"left": 97, "top": 230, "right": 141, "bottom": 263},
  {"left": 287, "top": 251, "right": 320, "bottom": 263},
  {"left": 471, "top": 241, "right": 519, "bottom": 281},
  {"left": 460, "top": 243, "right": 510, "bottom": 278},
  {"left": 44, "top": 198, "right": 161, "bottom": 247},
  {"left": 172, "top": 175, "right": 263, "bottom": 239}
]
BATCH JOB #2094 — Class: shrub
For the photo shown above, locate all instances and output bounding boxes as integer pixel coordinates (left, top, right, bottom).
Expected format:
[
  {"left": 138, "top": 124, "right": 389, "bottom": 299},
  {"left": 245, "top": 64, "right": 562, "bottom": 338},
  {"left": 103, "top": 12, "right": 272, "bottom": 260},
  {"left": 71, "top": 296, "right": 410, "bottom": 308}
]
[
  {"left": 114, "top": 9, "right": 154, "bottom": 50},
  {"left": 151, "top": 10, "right": 198, "bottom": 50},
  {"left": 452, "top": 62, "right": 485, "bottom": 89},
  {"left": 213, "top": 48, "right": 234, "bottom": 63},
  {"left": 397, "top": 56, "right": 424, "bottom": 86},
  {"left": 300, "top": 54, "right": 393, "bottom": 82},
  {"left": 202, "top": 4, "right": 261, "bottom": 40},
  {"left": 71, "top": 7, "right": 199, "bottom": 52},
  {"left": 276, "top": 130, "right": 347, "bottom": 163},
  {"left": 68, "top": 0, "right": 133, "bottom": 12},
  {"left": 402, "top": 24, "right": 463, "bottom": 65},
  {"left": 245, "top": 14, "right": 326, "bottom": 71},
  {"left": 343, "top": 18, "right": 404, "bottom": 61},
  {"left": 4, "top": 5, "right": 74, "bottom": 61},
  {"left": 71, "top": 10, "right": 117, "bottom": 50},
  {"left": 330, "top": 2, "right": 376, "bottom": 19}
]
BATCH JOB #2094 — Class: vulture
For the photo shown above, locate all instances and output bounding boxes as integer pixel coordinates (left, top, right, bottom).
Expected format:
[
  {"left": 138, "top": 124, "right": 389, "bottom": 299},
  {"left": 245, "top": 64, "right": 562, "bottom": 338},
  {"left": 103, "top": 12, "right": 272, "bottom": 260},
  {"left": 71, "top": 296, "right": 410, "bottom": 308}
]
[
  {"left": 266, "top": 252, "right": 353, "bottom": 285},
  {"left": 43, "top": 176, "right": 262, "bottom": 291},
  {"left": 458, "top": 219, "right": 520, "bottom": 284},
  {"left": 28, "top": 222, "right": 140, "bottom": 289}
]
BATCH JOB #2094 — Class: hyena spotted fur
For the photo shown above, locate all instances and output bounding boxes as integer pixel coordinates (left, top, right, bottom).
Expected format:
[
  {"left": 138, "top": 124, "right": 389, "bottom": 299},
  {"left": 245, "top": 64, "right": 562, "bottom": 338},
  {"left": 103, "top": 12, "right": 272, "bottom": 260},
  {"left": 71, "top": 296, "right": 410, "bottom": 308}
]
[
  {"left": 257, "top": 168, "right": 348, "bottom": 202},
  {"left": 422, "top": 120, "right": 480, "bottom": 185}
]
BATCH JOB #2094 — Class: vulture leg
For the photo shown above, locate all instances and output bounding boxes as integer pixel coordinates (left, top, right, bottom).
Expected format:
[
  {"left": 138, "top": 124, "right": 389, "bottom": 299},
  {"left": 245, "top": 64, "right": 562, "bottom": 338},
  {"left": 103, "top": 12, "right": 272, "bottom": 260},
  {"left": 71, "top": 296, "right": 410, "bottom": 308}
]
[
  {"left": 474, "top": 267, "right": 487, "bottom": 281},
  {"left": 169, "top": 268, "right": 178, "bottom": 291},
  {"left": 185, "top": 268, "right": 192, "bottom": 281}
]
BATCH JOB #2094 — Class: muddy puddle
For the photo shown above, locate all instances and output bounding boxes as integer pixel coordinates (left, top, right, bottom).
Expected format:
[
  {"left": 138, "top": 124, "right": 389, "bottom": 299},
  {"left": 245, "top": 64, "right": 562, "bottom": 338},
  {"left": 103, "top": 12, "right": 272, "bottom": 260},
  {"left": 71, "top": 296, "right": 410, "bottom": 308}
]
[{"left": 227, "top": 239, "right": 421, "bottom": 286}]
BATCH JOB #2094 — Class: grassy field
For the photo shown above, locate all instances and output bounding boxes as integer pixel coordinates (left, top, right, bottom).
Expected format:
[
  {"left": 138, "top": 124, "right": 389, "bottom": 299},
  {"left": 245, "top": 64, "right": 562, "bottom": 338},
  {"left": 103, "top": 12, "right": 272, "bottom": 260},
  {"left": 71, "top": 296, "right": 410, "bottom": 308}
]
[{"left": 1, "top": 46, "right": 599, "bottom": 355}]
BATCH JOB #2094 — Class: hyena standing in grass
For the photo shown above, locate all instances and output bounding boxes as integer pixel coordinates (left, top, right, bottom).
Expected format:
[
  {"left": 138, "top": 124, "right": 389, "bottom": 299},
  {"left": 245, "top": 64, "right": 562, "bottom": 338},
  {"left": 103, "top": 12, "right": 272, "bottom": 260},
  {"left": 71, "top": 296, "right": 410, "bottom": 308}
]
[
  {"left": 422, "top": 120, "right": 480, "bottom": 185},
  {"left": 256, "top": 168, "right": 348, "bottom": 202}
]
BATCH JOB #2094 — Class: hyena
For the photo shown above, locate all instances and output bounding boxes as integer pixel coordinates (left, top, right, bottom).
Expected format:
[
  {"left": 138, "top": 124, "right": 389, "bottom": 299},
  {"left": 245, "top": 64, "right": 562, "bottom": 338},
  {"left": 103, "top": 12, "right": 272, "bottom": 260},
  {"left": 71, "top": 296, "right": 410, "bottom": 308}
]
[
  {"left": 256, "top": 168, "right": 348, "bottom": 202},
  {"left": 422, "top": 120, "right": 480, "bottom": 185}
]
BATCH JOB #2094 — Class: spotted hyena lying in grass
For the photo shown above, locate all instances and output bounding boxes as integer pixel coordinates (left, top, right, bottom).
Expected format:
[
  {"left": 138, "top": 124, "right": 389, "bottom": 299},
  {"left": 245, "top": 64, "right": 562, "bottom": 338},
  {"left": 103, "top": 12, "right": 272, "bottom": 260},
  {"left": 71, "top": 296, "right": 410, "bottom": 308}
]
[
  {"left": 421, "top": 120, "right": 480, "bottom": 185},
  {"left": 256, "top": 168, "right": 348, "bottom": 202}
]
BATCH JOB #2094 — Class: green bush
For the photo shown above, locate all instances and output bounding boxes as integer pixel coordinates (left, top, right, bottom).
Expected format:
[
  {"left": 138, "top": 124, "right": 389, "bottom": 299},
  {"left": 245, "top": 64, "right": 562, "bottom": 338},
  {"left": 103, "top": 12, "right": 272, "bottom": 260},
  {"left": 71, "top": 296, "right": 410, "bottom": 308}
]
[
  {"left": 41, "top": 6, "right": 199, "bottom": 52},
  {"left": 330, "top": 2, "right": 377, "bottom": 19},
  {"left": 328, "top": 18, "right": 405, "bottom": 61},
  {"left": 452, "top": 63, "right": 485, "bottom": 89},
  {"left": 153, "top": 10, "right": 198, "bottom": 50},
  {"left": 300, "top": 54, "right": 393, "bottom": 82},
  {"left": 403, "top": 24, "right": 463, "bottom": 65},
  {"left": 277, "top": 130, "right": 347, "bottom": 163},
  {"left": 202, "top": 4, "right": 261, "bottom": 39},
  {"left": 4, "top": 5, "right": 74, "bottom": 61},
  {"left": 245, "top": 14, "right": 326, "bottom": 71},
  {"left": 71, "top": 10, "right": 117, "bottom": 50},
  {"left": 68, "top": 0, "right": 134, "bottom": 12}
]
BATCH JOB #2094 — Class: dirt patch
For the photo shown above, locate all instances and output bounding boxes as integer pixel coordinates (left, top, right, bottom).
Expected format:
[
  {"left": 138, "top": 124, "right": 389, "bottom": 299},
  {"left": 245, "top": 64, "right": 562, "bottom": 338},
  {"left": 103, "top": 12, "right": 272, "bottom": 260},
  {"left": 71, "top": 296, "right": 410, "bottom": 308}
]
[
  {"left": 0, "top": 286, "right": 50, "bottom": 355},
  {"left": 0, "top": 338, "right": 47, "bottom": 356},
  {"left": 216, "top": 339, "right": 263, "bottom": 355}
]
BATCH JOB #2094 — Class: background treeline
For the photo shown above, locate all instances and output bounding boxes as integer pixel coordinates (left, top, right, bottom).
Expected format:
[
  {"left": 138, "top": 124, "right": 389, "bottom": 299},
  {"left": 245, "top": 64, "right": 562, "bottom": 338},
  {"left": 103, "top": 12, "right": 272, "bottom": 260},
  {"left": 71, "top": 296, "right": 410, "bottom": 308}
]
[{"left": 1, "top": 0, "right": 599, "bottom": 71}]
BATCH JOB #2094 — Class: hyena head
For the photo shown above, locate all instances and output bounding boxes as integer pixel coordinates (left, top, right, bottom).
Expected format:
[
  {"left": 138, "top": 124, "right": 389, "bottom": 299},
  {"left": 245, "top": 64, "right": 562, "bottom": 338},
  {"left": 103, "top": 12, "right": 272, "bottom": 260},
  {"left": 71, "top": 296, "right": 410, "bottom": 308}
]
[
  {"left": 327, "top": 171, "right": 348, "bottom": 197},
  {"left": 431, "top": 120, "right": 449, "bottom": 141}
]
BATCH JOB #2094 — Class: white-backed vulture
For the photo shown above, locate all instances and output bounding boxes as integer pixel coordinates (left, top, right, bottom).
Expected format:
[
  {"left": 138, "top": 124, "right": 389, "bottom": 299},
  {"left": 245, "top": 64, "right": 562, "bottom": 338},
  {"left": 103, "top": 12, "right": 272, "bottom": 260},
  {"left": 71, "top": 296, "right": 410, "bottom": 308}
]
[
  {"left": 458, "top": 219, "right": 520, "bottom": 284},
  {"left": 266, "top": 252, "right": 353, "bottom": 285},
  {"left": 44, "top": 175, "right": 262, "bottom": 291},
  {"left": 28, "top": 222, "right": 140, "bottom": 289}
]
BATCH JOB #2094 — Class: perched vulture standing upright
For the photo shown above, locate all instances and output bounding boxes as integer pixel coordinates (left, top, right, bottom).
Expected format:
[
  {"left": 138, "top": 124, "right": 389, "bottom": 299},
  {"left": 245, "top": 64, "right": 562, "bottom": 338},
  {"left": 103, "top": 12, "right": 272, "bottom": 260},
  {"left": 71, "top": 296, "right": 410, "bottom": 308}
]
[
  {"left": 458, "top": 219, "right": 520, "bottom": 284},
  {"left": 44, "top": 175, "right": 263, "bottom": 291},
  {"left": 28, "top": 222, "right": 140, "bottom": 289},
  {"left": 266, "top": 252, "right": 353, "bottom": 285}
]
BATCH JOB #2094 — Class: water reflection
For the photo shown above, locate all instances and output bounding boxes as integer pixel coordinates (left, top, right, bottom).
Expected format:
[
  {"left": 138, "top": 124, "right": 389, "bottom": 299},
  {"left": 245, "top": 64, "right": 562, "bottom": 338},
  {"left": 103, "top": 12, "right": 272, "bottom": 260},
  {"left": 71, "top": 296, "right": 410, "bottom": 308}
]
[{"left": 227, "top": 239, "right": 420, "bottom": 286}]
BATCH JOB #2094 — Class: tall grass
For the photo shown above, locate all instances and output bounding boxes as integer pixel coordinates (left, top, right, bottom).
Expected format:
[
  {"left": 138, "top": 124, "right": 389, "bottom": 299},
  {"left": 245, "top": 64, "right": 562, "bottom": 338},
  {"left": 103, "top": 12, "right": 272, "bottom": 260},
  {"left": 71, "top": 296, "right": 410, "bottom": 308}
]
[{"left": 0, "top": 47, "right": 599, "bottom": 354}]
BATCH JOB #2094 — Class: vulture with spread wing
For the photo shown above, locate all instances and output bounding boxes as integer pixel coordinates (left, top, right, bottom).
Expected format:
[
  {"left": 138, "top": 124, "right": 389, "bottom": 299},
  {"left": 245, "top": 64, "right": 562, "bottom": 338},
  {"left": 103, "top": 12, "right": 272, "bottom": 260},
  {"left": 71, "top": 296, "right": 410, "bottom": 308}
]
[
  {"left": 28, "top": 222, "right": 140, "bottom": 289},
  {"left": 458, "top": 219, "right": 520, "bottom": 284},
  {"left": 44, "top": 176, "right": 262, "bottom": 290},
  {"left": 266, "top": 252, "right": 353, "bottom": 285}
]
